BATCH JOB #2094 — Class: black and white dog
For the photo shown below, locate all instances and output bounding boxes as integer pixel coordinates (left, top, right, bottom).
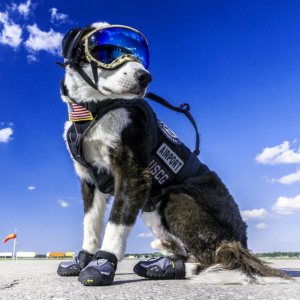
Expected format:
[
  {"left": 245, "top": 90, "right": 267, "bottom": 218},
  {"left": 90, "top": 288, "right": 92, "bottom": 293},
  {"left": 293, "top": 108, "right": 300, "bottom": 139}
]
[{"left": 58, "top": 22, "right": 290, "bottom": 285}]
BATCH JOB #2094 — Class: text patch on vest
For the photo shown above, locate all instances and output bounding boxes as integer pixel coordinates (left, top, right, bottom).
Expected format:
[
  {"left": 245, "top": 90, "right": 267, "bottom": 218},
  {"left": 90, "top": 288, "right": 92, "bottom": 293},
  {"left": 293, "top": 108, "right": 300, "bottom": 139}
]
[
  {"left": 149, "top": 159, "right": 172, "bottom": 187},
  {"left": 156, "top": 143, "right": 184, "bottom": 174}
]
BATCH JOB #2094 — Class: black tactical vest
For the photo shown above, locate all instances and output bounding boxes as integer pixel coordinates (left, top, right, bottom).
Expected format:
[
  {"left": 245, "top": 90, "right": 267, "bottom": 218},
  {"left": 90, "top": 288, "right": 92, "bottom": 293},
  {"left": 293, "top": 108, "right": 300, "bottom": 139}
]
[{"left": 66, "top": 98, "right": 210, "bottom": 212}]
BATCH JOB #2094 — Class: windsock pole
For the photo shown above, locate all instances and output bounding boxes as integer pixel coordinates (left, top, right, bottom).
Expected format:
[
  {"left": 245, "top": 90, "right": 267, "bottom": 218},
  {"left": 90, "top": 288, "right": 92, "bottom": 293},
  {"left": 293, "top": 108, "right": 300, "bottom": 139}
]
[{"left": 12, "top": 228, "right": 17, "bottom": 260}]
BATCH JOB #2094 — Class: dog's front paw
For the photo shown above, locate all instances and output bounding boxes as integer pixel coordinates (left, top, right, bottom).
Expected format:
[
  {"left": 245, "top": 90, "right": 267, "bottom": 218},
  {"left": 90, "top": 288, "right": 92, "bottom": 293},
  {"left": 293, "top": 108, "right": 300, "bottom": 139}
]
[
  {"left": 78, "top": 250, "right": 117, "bottom": 286},
  {"left": 57, "top": 250, "right": 94, "bottom": 276}
]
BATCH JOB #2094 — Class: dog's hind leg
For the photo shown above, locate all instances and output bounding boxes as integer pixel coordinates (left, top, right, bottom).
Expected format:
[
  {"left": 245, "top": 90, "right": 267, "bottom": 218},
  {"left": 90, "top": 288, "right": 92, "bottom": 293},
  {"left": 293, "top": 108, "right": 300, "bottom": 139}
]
[
  {"left": 139, "top": 209, "right": 203, "bottom": 279},
  {"left": 156, "top": 191, "right": 226, "bottom": 278},
  {"left": 81, "top": 180, "right": 108, "bottom": 254},
  {"left": 141, "top": 210, "right": 188, "bottom": 257}
]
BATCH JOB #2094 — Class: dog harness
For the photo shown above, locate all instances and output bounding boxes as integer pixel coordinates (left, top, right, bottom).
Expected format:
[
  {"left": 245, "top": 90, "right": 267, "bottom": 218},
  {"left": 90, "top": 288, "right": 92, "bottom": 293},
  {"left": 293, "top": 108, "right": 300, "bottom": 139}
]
[{"left": 62, "top": 83, "right": 210, "bottom": 212}]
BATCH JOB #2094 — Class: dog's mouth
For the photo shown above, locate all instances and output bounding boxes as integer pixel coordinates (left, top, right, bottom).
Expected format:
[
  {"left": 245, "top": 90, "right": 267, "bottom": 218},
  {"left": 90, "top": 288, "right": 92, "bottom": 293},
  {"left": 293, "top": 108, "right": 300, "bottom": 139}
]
[{"left": 102, "top": 86, "right": 144, "bottom": 97}]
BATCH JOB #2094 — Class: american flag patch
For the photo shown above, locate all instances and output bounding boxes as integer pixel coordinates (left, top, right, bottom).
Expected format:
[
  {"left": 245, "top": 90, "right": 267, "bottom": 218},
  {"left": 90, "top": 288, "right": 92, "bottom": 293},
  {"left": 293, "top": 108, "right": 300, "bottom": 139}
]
[{"left": 67, "top": 101, "right": 93, "bottom": 122}]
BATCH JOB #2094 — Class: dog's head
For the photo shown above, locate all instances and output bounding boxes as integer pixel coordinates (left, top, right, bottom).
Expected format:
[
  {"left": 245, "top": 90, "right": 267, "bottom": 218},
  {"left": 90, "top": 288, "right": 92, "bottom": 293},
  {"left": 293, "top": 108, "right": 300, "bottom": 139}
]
[{"left": 62, "top": 22, "right": 152, "bottom": 104}]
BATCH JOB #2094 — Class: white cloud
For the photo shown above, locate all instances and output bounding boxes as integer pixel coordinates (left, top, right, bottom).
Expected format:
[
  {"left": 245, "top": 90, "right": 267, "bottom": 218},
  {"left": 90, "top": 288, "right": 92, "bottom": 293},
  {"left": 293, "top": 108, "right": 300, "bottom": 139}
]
[
  {"left": 255, "top": 141, "right": 300, "bottom": 165},
  {"left": 0, "top": 11, "right": 22, "bottom": 48},
  {"left": 25, "top": 24, "right": 63, "bottom": 56},
  {"left": 240, "top": 208, "right": 269, "bottom": 221},
  {"left": 254, "top": 223, "right": 269, "bottom": 229},
  {"left": 268, "top": 170, "right": 300, "bottom": 185},
  {"left": 27, "top": 186, "right": 35, "bottom": 190},
  {"left": 27, "top": 54, "right": 38, "bottom": 63},
  {"left": 49, "top": 8, "right": 70, "bottom": 25},
  {"left": 58, "top": 199, "right": 69, "bottom": 207},
  {"left": 0, "top": 127, "right": 13, "bottom": 142},
  {"left": 136, "top": 233, "right": 153, "bottom": 238},
  {"left": 271, "top": 194, "right": 300, "bottom": 215},
  {"left": 12, "top": 0, "right": 31, "bottom": 17}
]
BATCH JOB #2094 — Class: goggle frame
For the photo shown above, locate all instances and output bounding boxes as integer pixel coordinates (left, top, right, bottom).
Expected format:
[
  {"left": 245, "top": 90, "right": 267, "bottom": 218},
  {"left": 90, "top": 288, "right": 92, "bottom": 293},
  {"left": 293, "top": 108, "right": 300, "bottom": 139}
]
[{"left": 81, "top": 25, "right": 149, "bottom": 70}]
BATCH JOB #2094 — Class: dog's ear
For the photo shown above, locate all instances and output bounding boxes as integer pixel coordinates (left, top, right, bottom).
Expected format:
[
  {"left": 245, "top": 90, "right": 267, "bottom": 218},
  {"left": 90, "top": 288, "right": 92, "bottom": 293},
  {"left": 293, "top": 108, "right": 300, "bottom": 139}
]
[
  {"left": 62, "top": 26, "right": 94, "bottom": 65},
  {"left": 62, "top": 27, "right": 81, "bottom": 58}
]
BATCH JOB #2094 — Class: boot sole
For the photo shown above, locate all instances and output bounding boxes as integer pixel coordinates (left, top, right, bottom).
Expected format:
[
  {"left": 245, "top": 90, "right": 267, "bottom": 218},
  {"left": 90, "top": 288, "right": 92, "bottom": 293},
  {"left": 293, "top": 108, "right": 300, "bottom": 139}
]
[
  {"left": 78, "top": 278, "right": 112, "bottom": 286},
  {"left": 133, "top": 264, "right": 173, "bottom": 280},
  {"left": 57, "top": 270, "right": 80, "bottom": 276}
]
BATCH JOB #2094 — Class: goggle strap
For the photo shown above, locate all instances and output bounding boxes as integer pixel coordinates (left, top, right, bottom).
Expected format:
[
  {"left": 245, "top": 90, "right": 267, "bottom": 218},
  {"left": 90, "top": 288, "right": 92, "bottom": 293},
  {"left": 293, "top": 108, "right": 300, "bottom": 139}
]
[
  {"left": 91, "top": 61, "right": 99, "bottom": 86},
  {"left": 56, "top": 61, "right": 66, "bottom": 70},
  {"left": 73, "top": 64, "right": 100, "bottom": 92}
]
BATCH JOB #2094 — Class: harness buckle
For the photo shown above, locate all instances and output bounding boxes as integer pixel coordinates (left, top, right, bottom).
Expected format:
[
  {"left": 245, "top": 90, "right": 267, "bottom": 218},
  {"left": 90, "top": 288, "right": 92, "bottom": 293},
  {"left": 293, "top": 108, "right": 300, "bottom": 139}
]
[
  {"left": 178, "top": 103, "right": 190, "bottom": 111},
  {"left": 76, "top": 47, "right": 82, "bottom": 57}
]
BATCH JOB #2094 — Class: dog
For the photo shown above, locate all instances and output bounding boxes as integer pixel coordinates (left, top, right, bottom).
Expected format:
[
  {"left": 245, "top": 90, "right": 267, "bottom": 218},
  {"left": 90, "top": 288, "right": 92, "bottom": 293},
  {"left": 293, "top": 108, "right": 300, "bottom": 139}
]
[{"left": 58, "top": 22, "right": 291, "bottom": 285}]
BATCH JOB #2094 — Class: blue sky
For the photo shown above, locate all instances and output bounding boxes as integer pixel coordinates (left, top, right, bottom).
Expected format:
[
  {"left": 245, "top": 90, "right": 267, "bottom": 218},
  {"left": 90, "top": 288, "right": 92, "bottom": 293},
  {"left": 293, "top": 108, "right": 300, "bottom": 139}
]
[{"left": 0, "top": 0, "right": 300, "bottom": 255}]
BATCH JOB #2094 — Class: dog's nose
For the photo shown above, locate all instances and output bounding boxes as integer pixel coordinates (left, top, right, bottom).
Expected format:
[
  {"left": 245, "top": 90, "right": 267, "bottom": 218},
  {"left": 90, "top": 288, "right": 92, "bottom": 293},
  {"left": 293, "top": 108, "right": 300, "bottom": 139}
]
[{"left": 135, "top": 69, "right": 152, "bottom": 87}]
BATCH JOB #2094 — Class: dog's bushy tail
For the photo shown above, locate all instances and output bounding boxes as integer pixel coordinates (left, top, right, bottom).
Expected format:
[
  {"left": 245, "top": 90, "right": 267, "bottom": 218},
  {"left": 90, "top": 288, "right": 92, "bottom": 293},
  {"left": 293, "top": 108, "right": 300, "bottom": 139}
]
[{"left": 191, "top": 241, "right": 292, "bottom": 285}]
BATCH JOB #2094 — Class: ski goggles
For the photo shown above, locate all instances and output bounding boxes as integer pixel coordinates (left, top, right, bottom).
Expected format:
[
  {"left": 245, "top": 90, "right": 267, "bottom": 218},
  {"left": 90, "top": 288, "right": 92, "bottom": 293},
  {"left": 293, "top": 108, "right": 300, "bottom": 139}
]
[{"left": 82, "top": 25, "right": 150, "bottom": 70}]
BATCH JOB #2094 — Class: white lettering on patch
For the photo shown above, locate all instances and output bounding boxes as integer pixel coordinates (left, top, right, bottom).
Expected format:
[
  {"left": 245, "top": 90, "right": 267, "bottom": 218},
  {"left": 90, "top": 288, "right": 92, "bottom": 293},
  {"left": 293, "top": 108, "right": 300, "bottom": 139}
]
[
  {"left": 148, "top": 160, "right": 169, "bottom": 184},
  {"left": 156, "top": 143, "right": 184, "bottom": 174}
]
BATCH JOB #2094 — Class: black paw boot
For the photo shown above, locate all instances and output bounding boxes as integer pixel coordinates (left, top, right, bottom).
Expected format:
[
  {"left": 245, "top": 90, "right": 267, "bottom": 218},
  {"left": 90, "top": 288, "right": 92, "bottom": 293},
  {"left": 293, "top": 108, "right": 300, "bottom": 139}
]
[{"left": 57, "top": 250, "right": 94, "bottom": 276}]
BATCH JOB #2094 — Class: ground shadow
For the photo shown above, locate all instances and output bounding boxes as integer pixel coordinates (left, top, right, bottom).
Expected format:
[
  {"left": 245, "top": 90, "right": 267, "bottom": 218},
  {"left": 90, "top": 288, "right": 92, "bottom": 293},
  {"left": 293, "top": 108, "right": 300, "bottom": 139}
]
[
  {"left": 280, "top": 269, "right": 300, "bottom": 277},
  {"left": 115, "top": 273, "right": 134, "bottom": 276},
  {"left": 113, "top": 279, "right": 146, "bottom": 286}
]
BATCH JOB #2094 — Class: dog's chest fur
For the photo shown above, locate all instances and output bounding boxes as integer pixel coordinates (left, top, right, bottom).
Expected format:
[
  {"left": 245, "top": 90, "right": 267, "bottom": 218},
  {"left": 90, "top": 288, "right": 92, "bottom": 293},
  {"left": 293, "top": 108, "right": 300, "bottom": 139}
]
[{"left": 64, "top": 107, "right": 132, "bottom": 176}]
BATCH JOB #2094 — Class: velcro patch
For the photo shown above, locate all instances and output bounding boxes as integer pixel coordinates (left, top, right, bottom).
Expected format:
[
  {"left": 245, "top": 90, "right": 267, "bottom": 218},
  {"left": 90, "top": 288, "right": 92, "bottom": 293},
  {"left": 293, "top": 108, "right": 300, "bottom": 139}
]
[
  {"left": 156, "top": 143, "right": 184, "bottom": 174},
  {"left": 157, "top": 119, "right": 182, "bottom": 146},
  {"left": 67, "top": 101, "right": 93, "bottom": 122}
]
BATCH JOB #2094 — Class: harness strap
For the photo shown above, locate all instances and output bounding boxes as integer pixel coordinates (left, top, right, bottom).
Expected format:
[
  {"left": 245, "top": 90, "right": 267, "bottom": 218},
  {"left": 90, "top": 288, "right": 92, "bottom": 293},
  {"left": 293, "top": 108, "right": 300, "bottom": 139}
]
[
  {"left": 145, "top": 92, "right": 200, "bottom": 155},
  {"left": 60, "top": 76, "right": 112, "bottom": 113},
  {"left": 171, "top": 258, "right": 185, "bottom": 279},
  {"left": 94, "top": 250, "right": 118, "bottom": 270}
]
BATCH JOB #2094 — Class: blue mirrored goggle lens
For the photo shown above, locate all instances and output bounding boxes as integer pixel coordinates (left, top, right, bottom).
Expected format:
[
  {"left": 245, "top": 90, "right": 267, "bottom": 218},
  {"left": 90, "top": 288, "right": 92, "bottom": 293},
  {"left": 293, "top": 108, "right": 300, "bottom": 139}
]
[{"left": 88, "top": 27, "right": 149, "bottom": 69}]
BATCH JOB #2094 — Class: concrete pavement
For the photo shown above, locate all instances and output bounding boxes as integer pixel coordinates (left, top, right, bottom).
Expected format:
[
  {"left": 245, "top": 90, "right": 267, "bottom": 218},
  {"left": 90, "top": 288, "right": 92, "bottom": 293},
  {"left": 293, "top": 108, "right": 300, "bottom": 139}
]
[{"left": 0, "top": 259, "right": 299, "bottom": 300}]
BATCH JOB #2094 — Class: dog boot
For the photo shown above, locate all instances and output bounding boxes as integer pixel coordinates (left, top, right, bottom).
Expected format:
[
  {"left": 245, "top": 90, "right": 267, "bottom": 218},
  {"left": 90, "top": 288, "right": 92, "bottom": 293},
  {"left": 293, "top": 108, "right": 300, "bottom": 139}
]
[
  {"left": 57, "top": 250, "right": 94, "bottom": 276},
  {"left": 133, "top": 257, "right": 185, "bottom": 280},
  {"left": 78, "top": 250, "right": 118, "bottom": 286}
]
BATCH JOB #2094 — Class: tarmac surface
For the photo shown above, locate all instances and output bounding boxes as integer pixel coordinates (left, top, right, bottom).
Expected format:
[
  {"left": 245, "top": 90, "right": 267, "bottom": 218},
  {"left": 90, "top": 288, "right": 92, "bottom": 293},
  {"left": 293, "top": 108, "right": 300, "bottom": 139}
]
[{"left": 0, "top": 259, "right": 299, "bottom": 300}]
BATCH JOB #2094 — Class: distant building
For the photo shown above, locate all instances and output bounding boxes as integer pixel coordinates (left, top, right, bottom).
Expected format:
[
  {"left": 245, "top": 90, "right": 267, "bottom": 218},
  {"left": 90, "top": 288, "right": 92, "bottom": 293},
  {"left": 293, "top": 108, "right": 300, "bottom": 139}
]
[
  {"left": 0, "top": 252, "right": 12, "bottom": 258},
  {"left": 16, "top": 252, "right": 36, "bottom": 258},
  {"left": 48, "top": 252, "right": 64, "bottom": 258},
  {"left": 65, "top": 252, "right": 75, "bottom": 258}
]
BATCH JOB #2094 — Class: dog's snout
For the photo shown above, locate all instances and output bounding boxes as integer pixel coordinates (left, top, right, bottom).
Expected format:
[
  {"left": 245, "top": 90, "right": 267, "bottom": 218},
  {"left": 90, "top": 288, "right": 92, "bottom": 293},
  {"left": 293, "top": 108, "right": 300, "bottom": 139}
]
[{"left": 135, "top": 69, "right": 152, "bottom": 87}]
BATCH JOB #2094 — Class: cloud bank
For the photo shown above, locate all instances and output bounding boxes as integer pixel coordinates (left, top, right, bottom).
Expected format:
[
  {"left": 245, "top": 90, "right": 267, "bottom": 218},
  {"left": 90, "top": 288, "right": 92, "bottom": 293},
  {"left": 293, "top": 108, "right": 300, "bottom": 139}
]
[
  {"left": 49, "top": 8, "right": 70, "bottom": 26},
  {"left": 268, "top": 169, "right": 300, "bottom": 185},
  {"left": 25, "top": 24, "right": 63, "bottom": 55},
  {"left": 136, "top": 233, "right": 153, "bottom": 238},
  {"left": 11, "top": 0, "right": 32, "bottom": 17},
  {"left": 57, "top": 199, "right": 69, "bottom": 207},
  {"left": 0, "top": 4, "right": 65, "bottom": 61},
  {"left": 255, "top": 141, "right": 300, "bottom": 165},
  {"left": 0, "top": 127, "right": 13, "bottom": 142},
  {"left": 0, "top": 11, "right": 22, "bottom": 48},
  {"left": 254, "top": 223, "right": 269, "bottom": 229},
  {"left": 271, "top": 194, "right": 300, "bottom": 215},
  {"left": 240, "top": 208, "right": 269, "bottom": 221}
]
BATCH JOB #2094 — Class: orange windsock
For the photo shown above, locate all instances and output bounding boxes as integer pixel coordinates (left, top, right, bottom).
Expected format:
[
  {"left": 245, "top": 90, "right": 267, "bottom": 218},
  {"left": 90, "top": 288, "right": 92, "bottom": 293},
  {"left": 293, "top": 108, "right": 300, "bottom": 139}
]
[{"left": 3, "top": 233, "right": 17, "bottom": 243}]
